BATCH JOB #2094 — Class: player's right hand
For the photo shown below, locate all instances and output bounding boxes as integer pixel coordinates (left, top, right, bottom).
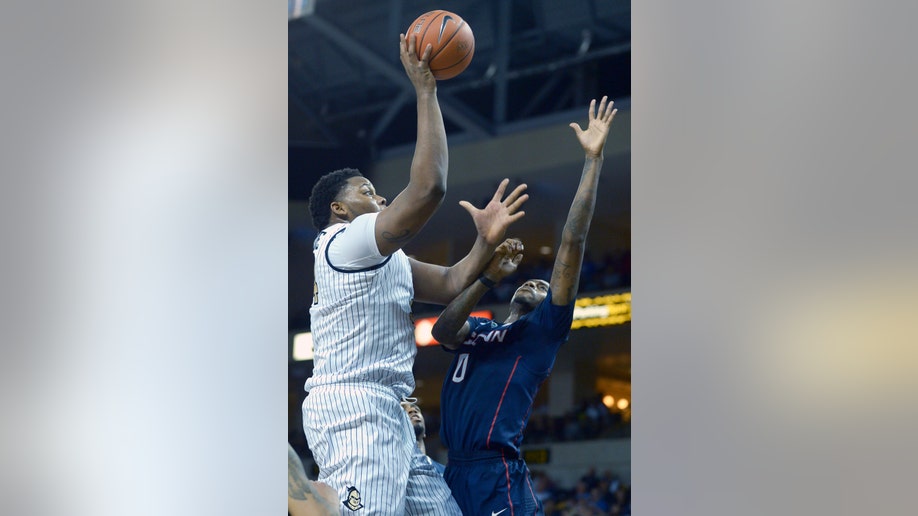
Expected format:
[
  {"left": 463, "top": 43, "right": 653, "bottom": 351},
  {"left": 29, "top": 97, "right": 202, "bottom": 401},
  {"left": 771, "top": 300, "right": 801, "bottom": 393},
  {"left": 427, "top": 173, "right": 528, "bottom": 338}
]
[
  {"left": 400, "top": 33, "right": 436, "bottom": 92},
  {"left": 459, "top": 179, "right": 529, "bottom": 246},
  {"left": 484, "top": 238, "right": 524, "bottom": 281}
]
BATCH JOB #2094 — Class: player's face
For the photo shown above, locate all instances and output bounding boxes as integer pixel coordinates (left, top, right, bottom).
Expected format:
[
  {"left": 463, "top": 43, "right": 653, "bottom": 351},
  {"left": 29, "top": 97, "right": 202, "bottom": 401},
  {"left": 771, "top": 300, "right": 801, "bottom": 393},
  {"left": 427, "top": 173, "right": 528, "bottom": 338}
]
[
  {"left": 401, "top": 402, "right": 426, "bottom": 438},
  {"left": 335, "top": 177, "right": 387, "bottom": 220},
  {"left": 510, "top": 279, "right": 549, "bottom": 309}
]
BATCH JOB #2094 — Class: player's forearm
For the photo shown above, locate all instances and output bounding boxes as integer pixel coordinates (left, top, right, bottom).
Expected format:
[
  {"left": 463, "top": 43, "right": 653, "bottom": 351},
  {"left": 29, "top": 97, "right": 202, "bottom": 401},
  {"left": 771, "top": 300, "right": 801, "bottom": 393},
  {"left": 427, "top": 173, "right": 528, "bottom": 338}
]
[
  {"left": 432, "top": 280, "right": 490, "bottom": 347},
  {"left": 443, "top": 235, "right": 495, "bottom": 295},
  {"left": 561, "top": 156, "right": 603, "bottom": 244},
  {"left": 409, "top": 91, "right": 448, "bottom": 195}
]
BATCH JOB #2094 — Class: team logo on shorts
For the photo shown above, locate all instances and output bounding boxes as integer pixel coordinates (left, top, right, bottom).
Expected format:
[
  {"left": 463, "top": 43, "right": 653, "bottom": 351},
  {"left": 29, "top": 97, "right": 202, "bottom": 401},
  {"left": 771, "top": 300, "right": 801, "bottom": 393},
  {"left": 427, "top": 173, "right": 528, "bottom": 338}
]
[{"left": 342, "top": 486, "right": 364, "bottom": 511}]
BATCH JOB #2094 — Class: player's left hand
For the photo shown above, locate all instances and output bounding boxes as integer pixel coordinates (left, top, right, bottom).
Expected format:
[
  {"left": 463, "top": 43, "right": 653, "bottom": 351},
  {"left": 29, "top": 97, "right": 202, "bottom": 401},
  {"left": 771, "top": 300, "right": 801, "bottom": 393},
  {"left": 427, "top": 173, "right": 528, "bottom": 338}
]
[
  {"left": 569, "top": 96, "right": 617, "bottom": 159},
  {"left": 459, "top": 178, "right": 528, "bottom": 246}
]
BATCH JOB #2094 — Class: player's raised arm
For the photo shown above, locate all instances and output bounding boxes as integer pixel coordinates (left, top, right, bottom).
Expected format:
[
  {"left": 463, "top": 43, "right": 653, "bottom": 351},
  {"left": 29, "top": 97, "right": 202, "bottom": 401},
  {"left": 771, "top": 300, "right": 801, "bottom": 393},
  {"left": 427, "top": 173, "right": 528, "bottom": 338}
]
[
  {"left": 410, "top": 179, "right": 528, "bottom": 305},
  {"left": 373, "top": 33, "right": 448, "bottom": 256},
  {"left": 550, "top": 97, "right": 618, "bottom": 306},
  {"left": 432, "top": 239, "right": 524, "bottom": 349}
]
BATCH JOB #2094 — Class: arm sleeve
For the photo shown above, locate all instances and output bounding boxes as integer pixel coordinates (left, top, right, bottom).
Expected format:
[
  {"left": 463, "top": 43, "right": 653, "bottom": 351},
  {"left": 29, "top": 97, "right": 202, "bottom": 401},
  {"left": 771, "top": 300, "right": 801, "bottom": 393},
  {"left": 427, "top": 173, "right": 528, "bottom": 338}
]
[
  {"left": 530, "top": 289, "right": 575, "bottom": 341},
  {"left": 440, "top": 317, "right": 498, "bottom": 353},
  {"left": 326, "top": 213, "right": 387, "bottom": 270}
]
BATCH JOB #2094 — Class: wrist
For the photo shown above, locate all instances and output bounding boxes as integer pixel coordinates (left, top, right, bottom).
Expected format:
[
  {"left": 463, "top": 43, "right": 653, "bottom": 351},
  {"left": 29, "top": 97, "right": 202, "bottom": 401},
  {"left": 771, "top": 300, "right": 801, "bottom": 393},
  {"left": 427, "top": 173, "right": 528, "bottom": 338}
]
[
  {"left": 416, "top": 89, "right": 437, "bottom": 100},
  {"left": 477, "top": 275, "right": 497, "bottom": 289}
]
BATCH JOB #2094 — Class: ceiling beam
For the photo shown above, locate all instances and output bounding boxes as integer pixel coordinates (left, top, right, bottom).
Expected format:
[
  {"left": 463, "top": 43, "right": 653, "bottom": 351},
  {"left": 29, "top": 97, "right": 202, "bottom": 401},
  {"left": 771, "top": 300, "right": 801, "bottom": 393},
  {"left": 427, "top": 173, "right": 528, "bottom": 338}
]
[
  {"left": 302, "top": 14, "right": 491, "bottom": 138},
  {"left": 289, "top": 55, "right": 341, "bottom": 147}
]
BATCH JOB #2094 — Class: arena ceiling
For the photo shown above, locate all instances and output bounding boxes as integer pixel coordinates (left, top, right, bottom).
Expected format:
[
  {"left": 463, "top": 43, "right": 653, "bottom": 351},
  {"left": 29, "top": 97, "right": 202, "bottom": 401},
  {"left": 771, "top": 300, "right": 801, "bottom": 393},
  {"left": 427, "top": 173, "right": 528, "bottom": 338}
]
[
  {"left": 288, "top": 0, "right": 631, "bottom": 329},
  {"left": 289, "top": 0, "right": 631, "bottom": 199}
]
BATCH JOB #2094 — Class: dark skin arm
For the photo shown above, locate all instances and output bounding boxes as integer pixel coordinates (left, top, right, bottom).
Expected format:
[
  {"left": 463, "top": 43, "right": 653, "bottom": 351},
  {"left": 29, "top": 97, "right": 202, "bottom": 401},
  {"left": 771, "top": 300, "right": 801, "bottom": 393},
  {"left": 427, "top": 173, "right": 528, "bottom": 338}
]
[
  {"left": 411, "top": 179, "right": 528, "bottom": 305},
  {"left": 431, "top": 239, "right": 524, "bottom": 348},
  {"left": 550, "top": 97, "right": 617, "bottom": 306},
  {"left": 288, "top": 443, "right": 337, "bottom": 516},
  {"left": 373, "top": 33, "right": 447, "bottom": 256}
]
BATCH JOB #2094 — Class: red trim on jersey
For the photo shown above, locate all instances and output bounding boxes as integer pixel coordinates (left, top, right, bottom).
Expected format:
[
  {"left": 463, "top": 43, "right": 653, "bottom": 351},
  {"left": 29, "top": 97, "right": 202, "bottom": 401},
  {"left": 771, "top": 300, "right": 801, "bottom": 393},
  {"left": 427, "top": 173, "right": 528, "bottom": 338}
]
[
  {"left": 486, "top": 356, "right": 522, "bottom": 448},
  {"left": 501, "top": 450, "right": 515, "bottom": 516}
]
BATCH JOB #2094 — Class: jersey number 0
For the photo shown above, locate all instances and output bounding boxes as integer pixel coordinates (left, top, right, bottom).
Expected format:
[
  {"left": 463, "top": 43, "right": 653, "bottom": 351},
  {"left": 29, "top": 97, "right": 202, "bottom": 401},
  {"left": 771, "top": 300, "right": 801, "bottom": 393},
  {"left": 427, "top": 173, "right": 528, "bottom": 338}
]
[{"left": 451, "top": 353, "right": 470, "bottom": 383}]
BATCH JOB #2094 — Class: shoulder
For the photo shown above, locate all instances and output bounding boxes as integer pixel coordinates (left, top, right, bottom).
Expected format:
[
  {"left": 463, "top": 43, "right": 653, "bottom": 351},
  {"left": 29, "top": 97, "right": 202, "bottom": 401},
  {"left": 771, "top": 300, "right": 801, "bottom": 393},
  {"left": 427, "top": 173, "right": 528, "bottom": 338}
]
[{"left": 325, "top": 214, "right": 387, "bottom": 269}]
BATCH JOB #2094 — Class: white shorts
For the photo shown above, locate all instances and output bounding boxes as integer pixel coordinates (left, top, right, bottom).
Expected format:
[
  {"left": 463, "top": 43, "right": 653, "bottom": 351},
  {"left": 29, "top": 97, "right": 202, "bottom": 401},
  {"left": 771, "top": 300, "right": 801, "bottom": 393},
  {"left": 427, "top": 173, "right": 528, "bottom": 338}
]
[{"left": 303, "top": 383, "right": 461, "bottom": 515}]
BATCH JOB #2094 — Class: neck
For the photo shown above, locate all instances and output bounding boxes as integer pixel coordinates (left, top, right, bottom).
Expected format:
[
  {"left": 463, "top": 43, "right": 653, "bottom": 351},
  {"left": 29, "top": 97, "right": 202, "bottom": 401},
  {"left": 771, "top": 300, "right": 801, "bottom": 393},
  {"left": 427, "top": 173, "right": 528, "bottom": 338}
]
[
  {"left": 327, "top": 215, "right": 349, "bottom": 226},
  {"left": 504, "top": 303, "right": 529, "bottom": 324},
  {"left": 417, "top": 441, "right": 426, "bottom": 455}
]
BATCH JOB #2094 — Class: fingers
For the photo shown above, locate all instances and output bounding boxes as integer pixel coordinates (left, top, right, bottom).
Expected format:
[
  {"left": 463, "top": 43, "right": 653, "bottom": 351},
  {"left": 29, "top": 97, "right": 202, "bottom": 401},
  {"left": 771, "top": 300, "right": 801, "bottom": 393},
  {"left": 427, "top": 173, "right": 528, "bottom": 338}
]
[
  {"left": 597, "top": 96, "right": 608, "bottom": 119},
  {"left": 420, "top": 43, "right": 432, "bottom": 63},
  {"left": 506, "top": 192, "right": 529, "bottom": 213},
  {"left": 502, "top": 183, "right": 528, "bottom": 206},
  {"left": 403, "top": 33, "right": 413, "bottom": 57},
  {"left": 511, "top": 253, "right": 524, "bottom": 266},
  {"left": 458, "top": 200, "right": 476, "bottom": 214},
  {"left": 584, "top": 96, "right": 617, "bottom": 125},
  {"left": 492, "top": 178, "right": 510, "bottom": 201},
  {"left": 507, "top": 211, "right": 525, "bottom": 223},
  {"left": 569, "top": 122, "right": 583, "bottom": 136}
]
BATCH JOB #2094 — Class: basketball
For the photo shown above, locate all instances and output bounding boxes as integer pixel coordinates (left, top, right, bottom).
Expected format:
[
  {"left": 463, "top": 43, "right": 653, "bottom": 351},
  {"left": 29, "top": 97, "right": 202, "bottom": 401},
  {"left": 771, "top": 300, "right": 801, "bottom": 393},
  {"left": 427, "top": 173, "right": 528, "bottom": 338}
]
[{"left": 406, "top": 10, "right": 475, "bottom": 80}]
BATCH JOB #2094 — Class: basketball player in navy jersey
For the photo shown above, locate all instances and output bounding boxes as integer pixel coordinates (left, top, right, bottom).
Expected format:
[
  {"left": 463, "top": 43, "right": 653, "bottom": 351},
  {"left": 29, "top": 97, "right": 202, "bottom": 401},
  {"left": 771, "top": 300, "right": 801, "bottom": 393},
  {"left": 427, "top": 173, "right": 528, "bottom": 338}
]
[
  {"left": 302, "top": 33, "right": 528, "bottom": 515},
  {"left": 432, "top": 97, "right": 618, "bottom": 516}
]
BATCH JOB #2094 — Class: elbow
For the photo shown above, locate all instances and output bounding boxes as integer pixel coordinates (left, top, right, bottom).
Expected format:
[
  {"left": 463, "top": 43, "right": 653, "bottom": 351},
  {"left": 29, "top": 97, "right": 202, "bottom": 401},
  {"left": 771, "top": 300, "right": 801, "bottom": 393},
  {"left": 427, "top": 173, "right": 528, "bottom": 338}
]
[
  {"left": 413, "top": 178, "right": 446, "bottom": 204},
  {"left": 561, "top": 229, "right": 587, "bottom": 247},
  {"left": 430, "top": 325, "right": 449, "bottom": 345},
  {"left": 429, "top": 183, "right": 447, "bottom": 202},
  {"left": 425, "top": 177, "right": 447, "bottom": 198},
  {"left": 431, "top": 325, "right": 456, "bottom": 348}
]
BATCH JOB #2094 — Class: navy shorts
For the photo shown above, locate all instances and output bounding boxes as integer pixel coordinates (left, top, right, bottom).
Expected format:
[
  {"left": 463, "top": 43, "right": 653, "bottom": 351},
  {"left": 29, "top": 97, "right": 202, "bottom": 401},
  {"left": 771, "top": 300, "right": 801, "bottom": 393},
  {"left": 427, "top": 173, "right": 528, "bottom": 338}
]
[{"left": 444, "top": 450, "right": 542, "bottom": 516}]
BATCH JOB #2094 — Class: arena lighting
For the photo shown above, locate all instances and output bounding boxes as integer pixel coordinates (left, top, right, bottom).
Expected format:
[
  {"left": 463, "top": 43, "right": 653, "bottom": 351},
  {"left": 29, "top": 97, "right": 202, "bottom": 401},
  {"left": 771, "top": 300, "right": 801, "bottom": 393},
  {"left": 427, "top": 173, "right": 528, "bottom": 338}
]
[
  {"left": 292, "top": 332, "right": 314, "bottom": 361},
  {"left": 288, "top": 0, "right": 315, "bottom": 19},
  {"left": 602, "top": 394, "right": 615, "bottom": 408},
  {"left": 571, "top": 292, "right": 631, "bottom": 329},
  {"left": 414, "top": 310, "right": 493, "bottom": 346},
  {"left": 616, "top": 398, "right": 630, "bottom": 410}
]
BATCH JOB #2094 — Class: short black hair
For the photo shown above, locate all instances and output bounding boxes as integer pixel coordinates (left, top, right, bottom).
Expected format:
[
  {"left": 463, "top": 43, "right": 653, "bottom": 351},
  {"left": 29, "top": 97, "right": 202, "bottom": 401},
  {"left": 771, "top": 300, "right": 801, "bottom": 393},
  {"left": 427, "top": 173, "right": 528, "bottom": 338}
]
[{"left": 308, "top": 168, "right": 363, "bottom": 229}]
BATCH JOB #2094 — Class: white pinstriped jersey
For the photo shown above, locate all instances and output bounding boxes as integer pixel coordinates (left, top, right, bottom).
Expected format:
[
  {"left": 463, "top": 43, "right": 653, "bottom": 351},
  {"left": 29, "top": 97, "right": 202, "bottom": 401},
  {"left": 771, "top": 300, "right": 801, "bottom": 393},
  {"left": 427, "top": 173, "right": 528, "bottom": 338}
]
[{"left": 305, "top": 213, "right": 417, "bottom": 399}]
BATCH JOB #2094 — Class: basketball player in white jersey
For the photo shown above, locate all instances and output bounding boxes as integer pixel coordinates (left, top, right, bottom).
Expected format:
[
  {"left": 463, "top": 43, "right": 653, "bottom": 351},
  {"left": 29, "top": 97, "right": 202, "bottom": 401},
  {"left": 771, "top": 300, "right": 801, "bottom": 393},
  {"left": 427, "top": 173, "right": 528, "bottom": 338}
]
[{"left": 302, "top": 33, "right": 528, "bottom": 515}]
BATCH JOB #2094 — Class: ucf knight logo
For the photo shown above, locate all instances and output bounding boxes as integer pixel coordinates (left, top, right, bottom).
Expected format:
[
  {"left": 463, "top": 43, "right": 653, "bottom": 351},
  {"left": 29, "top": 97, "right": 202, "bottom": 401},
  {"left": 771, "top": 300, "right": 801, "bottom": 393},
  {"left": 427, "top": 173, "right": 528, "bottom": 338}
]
[{"left": 342, "top": 486, "right": 364, "bottom": 511}]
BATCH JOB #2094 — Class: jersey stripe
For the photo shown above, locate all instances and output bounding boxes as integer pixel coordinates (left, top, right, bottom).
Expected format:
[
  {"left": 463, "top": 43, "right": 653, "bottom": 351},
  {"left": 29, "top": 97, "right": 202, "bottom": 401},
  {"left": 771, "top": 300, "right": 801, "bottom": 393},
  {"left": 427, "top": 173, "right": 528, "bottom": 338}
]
[
  {"left": 500, "top": 451, "right": 515, "bottom": 516},
  {"left": 486, "top": 355, "right": 522, "bottom": 448}
]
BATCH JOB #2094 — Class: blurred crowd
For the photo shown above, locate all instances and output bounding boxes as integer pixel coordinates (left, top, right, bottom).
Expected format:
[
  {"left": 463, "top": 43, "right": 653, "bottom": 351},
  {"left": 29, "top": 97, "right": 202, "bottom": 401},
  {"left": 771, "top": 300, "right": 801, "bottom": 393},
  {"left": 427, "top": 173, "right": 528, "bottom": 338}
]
[
  {"left": 480, "top": 249, "right": 630, "bottom": 305},
  {"left": 413, "top": 249, "right": 630, "bottom": 314},
  {"left": 533, "top": 467, "right": 631, "bottom": 516},
  {"left": 526, "top": 395, "right": 631, "bottom": 443}
]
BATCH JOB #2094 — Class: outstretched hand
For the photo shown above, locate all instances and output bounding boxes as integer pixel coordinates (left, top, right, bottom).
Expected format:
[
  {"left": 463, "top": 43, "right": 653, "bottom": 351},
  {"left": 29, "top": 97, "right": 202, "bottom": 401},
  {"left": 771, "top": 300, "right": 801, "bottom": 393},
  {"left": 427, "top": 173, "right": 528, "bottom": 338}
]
[
  {"left": 459, "top": 179, "right": 529, "bottom": 246},
  {"left": 569, "top": 96, "right": 617, "bottom": 159},
  {"left": 484, "top": 238, "right": 524, "bottom": 281},
  {"left": 399, "top": 33, "right": 436, "bottom": 93}
]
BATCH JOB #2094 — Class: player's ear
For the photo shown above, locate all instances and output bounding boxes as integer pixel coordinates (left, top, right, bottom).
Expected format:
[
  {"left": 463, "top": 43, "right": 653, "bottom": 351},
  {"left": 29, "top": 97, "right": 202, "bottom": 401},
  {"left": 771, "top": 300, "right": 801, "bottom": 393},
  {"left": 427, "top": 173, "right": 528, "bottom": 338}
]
[{"left": 330, "top": 201, "right": 348, "bottom": 219}]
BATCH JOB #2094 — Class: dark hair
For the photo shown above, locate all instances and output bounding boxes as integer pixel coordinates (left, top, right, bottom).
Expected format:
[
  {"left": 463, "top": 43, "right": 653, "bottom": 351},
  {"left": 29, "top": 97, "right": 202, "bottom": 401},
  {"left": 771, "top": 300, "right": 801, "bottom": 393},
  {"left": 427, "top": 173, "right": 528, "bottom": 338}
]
[{"left": 308, "top": 168, "right": 363, "bottom": 229}]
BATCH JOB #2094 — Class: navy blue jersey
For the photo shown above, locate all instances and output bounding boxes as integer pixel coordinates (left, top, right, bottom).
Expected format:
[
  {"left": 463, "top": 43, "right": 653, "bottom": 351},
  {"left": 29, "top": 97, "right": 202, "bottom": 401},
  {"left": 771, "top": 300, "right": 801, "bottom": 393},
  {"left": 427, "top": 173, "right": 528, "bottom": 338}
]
[{"left": 439, "top": 289, "right": 574, "bottom": 455}]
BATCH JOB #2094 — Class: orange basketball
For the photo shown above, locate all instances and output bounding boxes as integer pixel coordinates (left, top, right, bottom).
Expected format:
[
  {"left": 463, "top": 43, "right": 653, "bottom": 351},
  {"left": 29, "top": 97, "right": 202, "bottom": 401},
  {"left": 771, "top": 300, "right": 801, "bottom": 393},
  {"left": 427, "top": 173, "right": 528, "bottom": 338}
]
[{"left": 406, "top": 10, "right": 475, "bottom": 80}]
